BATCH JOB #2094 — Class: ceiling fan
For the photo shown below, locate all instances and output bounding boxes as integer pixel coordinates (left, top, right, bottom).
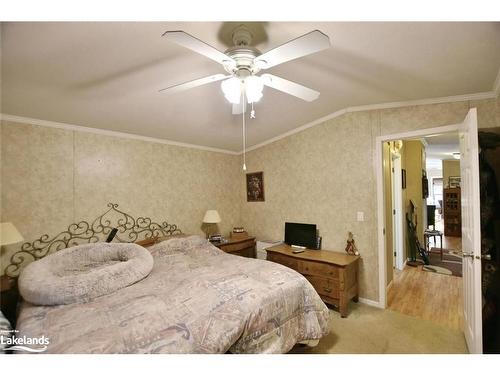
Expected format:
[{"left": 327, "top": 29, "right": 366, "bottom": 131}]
[{"left": 159, "top": 26, "right": 331, "bottom": 115}]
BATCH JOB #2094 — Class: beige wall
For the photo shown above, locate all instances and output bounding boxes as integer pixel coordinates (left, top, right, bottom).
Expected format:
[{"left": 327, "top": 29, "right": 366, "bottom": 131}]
[
  {"left": 0, "top": 121, "right": 242, "bottom": 274},
  {"left": 240, "top": 110, "right": 380, "bottom": 300},
  {"left": 241, "top": 98, "right": 500, "bottom": 301},
  {"left": 403, "top": 140, "right": 426, "bottom": 244},
  {"left": 442, "top": 159, "right": 461, "bottom": 188},
  {"left": 1, "top": 95, "right": 500, "bottom": 299}
]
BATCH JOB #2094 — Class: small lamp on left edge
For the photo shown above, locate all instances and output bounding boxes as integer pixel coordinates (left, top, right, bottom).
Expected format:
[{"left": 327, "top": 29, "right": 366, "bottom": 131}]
[
  {"left": 0, "top": 222, "right": 24, "bottom": 246},
  {"left": 203, "top": 210, "right": 221, "bottom": 239}
]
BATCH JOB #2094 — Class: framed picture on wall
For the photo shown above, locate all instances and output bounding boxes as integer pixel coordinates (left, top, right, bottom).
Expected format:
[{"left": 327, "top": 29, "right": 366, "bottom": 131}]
[
  {"left": 449, "top": 176, "right": 461, "bottom": 188},
  {"left": 246, "top": 172, "right": 265, "bottom": 202},
  {"left": 422, "top": 171, "right": 429, "bottom": 198}
]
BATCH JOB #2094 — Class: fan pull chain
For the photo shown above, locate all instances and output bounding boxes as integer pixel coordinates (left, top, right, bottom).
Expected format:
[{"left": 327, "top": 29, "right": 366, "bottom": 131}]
[{"left": 242, "top": 91, "right": 247, "bottom": 171}]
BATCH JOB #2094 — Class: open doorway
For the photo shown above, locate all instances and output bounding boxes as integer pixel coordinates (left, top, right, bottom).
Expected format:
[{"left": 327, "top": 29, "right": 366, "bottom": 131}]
[
  {"left": 425, "top": 135, "right": 464, "bottom": 261},
  {"left": 382, "top": 131, "right": 464, "bottom": 331},
  {"left": 376, "top": 110, "right": 483, "bottom": 353}
]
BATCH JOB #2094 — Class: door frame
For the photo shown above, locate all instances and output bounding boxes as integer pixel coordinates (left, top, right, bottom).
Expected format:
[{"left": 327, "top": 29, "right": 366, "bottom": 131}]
[
  {"left": 391, "top": 153, "right": 404, "bottom": 271},
  {"left": 375, "top": 123, "right": 460, "bottom": 308}
]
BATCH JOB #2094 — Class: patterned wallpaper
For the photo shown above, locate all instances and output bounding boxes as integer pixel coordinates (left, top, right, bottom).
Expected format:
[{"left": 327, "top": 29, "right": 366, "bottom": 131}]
[
  {"left": 240, "top": 97, "right": 500, "bottom": 301},
  {"left": 1, "top": 95, "right": 499, "bottom": 300},
  {"left": 0, "top": 121, "right": 242, "bottom": 274}
]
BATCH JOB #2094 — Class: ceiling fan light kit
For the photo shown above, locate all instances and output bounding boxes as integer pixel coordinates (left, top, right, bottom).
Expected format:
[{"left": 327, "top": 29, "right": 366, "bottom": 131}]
[
  {"left": 221, "top": 74, "right": 264, "bottom": 105},
  {"left": 221, "top": 77, "right": 243, "bottom": 104},
  {"left": 160, "top": 26, "right": 331, "bottom": 108},
  {"left": 160, "top": 25, "right": 331, "bottom": 170}
]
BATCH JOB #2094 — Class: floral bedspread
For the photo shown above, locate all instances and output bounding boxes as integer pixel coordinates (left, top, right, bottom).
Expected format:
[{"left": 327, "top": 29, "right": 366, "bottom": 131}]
[{"left": 15, "top": 236, "right": 330, "bottom": 353}]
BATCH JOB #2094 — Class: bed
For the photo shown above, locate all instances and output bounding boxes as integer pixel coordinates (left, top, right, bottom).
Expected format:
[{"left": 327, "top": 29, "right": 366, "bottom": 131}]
[{"left": 3, "top": 203, "right": 330, "bottom": 354}]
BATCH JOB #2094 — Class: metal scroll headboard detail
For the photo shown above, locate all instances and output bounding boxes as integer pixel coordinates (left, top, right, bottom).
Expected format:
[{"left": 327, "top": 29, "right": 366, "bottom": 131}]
[{"left": 4, "top": 203, "right": 182, "bottom": 278}]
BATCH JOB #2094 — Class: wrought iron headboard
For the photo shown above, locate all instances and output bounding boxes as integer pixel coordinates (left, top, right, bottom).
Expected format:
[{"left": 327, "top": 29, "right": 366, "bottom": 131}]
[{"left": 4, "top": 203, "right": 182, "bottom": 278}]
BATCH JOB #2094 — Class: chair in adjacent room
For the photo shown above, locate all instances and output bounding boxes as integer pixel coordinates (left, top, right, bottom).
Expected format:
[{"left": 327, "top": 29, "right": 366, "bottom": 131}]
[{"left": 424, "top": 204, "right": 443, "bottom": 259}]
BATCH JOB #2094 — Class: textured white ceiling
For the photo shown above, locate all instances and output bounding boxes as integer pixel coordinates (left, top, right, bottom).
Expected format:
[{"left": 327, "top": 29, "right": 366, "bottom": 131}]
[{"left": 2, "top": 22, "right": 500, "bottom": 151}]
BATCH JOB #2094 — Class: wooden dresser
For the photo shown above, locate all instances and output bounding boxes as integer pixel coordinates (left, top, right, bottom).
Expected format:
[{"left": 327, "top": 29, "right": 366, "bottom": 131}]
[
  {"left": 212, "top": 236, "right": 256, "bottom": 258},
  {"left": 266, "top": 244, "right": 359, "bottom": 317}
]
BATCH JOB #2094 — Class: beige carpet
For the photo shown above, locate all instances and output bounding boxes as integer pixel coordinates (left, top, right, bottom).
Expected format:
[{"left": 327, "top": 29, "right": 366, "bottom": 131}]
[{"left": 291, "top": 303, "right": 468, "bottom": 354}]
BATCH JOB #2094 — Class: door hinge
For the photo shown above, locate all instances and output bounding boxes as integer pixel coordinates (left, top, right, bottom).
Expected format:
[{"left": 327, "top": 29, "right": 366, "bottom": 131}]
[
  {"left": 383, "top": 228, "right": 386, "bottom": 235},
  {"left": 394, "top": 251, "right": 397, "bottom": 257},
  {"left": 393, "top": 209, "right": 396, "bottom": 215}
]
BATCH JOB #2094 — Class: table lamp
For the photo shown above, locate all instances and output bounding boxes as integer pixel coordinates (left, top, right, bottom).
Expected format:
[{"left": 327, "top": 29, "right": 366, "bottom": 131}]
[
  {"left": 203, "top": 210, "right": 221, "bottom": 239},
  {"left": 0, "top": 222, "right": 24, "bottom": 246}
]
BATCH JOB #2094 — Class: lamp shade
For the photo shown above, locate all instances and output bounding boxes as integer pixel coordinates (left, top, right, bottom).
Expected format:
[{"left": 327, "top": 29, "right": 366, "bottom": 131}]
[
  {"left": 203, "top": 210, "right": 221, "bottom": 224},
  {"left": 0, "top": 222, "right": 24, "bottom": 246}
]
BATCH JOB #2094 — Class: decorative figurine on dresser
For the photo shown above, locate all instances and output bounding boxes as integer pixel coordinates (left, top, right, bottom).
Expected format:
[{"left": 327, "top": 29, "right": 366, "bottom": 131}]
[{"left": 345, "top": 231, "right": 360, "bottom": 256}]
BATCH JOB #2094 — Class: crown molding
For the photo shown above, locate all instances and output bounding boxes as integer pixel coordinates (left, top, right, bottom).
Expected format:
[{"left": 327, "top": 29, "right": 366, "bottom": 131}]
[
  {"left": 1, "top": 87, "right": 497, "bottom": 157},
  {"left": 0, "top": 114, "right": 239, "bottom": 155},
  {"left": 241, "top": 90, "right": 497, "bottom": 154},
  {"left": 244, "top": 108, "right": 348, "bottom": 153}
]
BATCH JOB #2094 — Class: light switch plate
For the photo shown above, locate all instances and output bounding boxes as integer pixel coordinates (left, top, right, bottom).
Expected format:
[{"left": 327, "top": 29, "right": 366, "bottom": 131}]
[{"left": 357, "top": 211, "right": 365, "bottom": 222}]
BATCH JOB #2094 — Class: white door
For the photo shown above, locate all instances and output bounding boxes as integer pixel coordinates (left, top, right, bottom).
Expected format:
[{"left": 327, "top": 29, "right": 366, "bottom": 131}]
[
  {"left": 392, "top": 155, "right": 404, "bottom": 270},
  {"left": 459, "top": 108, "right": 482, "bottom": 354}
]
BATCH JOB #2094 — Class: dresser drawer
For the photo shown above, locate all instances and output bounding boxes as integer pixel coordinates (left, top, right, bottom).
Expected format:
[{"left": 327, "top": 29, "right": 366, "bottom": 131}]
[
  {"left": 219, "top": 240, "right": 254, "bottom": 253},
  {"left": 228, "top": 247, "right": 256, "bottom": 258},
  {"left": 300, "top": 260, "right": 339, "bottom": 279},
  {"left": 304, "top": 275, "right": 340, "bottom": 299},
  {"left": 267, "top": 253, "right": 299, "bottom": 271}
]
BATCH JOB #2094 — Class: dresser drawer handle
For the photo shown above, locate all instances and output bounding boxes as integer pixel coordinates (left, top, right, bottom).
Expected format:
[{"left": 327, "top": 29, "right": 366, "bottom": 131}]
[{"left": 323, "top": 288, "right": 332, "bottom": 293}]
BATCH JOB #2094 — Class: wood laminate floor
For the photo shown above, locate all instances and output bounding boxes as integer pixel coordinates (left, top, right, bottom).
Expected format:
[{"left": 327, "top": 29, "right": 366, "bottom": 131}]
[
  {"left": 433, "top": 219, "right": 462, "bottom": 251},
  {"left": 387, "top": 265, "right": 463, "bottom": 331}
]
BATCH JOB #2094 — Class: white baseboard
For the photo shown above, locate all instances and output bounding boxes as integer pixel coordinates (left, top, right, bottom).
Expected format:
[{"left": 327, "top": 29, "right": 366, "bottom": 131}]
[{"left": 358, "top": 297, "right": 383, "bottom": 308}]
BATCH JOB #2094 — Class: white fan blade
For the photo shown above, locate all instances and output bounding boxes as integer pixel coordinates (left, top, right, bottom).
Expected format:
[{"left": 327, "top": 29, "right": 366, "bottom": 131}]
[
  {"left": 254, "top": 30, "right": 330, "bottom": 70},
  {"left": 261, "top": 74, "right": 320, "bottom": 102},
  {"left": 232, "top": 101, "right": 247, "bottom": 115},
  {"left": 162, "top": 31, "right": 235, "bottom": 67},
  {"left": 159, "top": 74, "right": 229, "bottom": 94}
]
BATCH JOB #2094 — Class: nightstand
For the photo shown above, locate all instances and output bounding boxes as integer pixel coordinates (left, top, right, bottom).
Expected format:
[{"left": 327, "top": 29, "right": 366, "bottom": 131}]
[{"left": 212, "top": 236, "right": 256, "bottom": 258}]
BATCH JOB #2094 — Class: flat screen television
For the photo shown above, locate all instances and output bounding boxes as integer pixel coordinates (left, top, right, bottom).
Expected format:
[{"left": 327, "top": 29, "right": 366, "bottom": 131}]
[{"left": 284, "top": 222, "right": 317, "bottom": 249}]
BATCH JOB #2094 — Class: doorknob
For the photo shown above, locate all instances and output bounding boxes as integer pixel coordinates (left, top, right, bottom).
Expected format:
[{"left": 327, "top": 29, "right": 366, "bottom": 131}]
[{"left": 461, "top": 252, "right": 491, "bottom": 260}]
